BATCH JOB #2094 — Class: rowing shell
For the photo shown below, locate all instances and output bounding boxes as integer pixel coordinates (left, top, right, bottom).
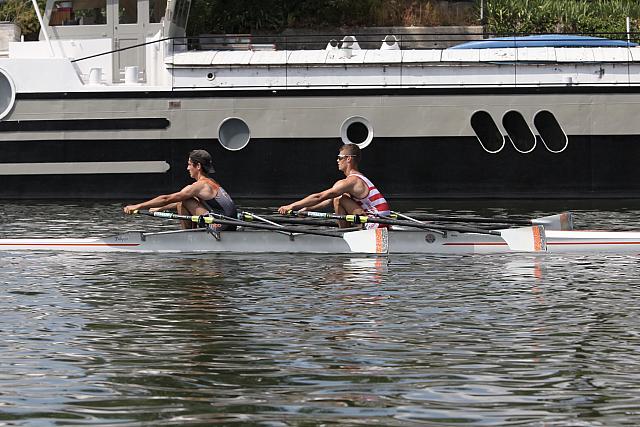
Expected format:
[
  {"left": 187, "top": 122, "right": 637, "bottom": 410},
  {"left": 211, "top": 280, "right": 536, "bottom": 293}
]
[{"left": 1, "top": 228, "right": 639, "bottom": 254}]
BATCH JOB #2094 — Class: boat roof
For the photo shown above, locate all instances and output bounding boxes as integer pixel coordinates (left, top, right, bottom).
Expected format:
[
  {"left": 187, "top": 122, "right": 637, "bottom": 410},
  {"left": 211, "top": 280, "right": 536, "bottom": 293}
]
[{"left": 449, "top": 34, "right": 638, "bottom": 49}]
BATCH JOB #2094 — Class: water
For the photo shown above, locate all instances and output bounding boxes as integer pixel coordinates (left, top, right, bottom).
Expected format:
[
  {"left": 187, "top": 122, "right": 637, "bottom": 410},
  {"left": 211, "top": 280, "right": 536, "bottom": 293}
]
[{"left": 2, "top": 200, "right": 640, "bottom": 426}]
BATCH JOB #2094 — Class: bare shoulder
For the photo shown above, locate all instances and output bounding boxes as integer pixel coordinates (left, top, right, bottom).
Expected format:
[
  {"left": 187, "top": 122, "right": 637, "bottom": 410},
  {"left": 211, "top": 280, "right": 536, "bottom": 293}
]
[
  {"left": 181, "top": 182, "right": 197, "bottom": 192},
  {"left": 346, "top": 174, "right": 369, "bottom": 197},
  {"left": 177, "top": 181, "right": 201, "bottom": 197},
  {"left": 334, "top": 175, "right": 355, "bottom": 187},
  {"left": 331, "top": 175, "right": 358, "bottom": 193}
]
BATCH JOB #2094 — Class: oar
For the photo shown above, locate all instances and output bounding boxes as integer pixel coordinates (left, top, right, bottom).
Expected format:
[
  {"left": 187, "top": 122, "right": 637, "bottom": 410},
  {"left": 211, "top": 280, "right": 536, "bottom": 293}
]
[
  {"left": 389, "top": 211, "right": 573, "bottom": 231},
  {"left": 284, "top": 210, "right": 547, "bottom": 252},
  {"left": 132, "top": 210, "right": 386, "bottom": 253},
  {"left": 385, "top": 210, "right": 448, "bottom": 235},
  {"left": 239, "top": 212, "right": 339, "bottom": 228},
  {"left": 234, "top": 210, "right": 293, "bottom": 237}
]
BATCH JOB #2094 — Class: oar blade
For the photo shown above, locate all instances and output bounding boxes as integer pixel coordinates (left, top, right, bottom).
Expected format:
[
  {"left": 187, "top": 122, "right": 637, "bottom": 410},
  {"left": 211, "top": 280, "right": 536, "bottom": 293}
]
[
  {"left": 499, "top": 225, "right": 547, "bottom": 252},
  {"left": 532, "top": 212, "right": 573, "bottom": 230},
  {"left": 342, "top": 228, "right": 389, "bottom": 254}
]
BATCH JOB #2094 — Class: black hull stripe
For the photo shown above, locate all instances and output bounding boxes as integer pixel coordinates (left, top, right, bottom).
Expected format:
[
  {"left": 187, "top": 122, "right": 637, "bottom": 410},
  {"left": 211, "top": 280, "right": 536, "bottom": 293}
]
[
  {"left": 0, "top": 118, "right": 170, "bottom": 132},
  {"left": 14, "top": 85, "right": 640, "bottom": 100}
]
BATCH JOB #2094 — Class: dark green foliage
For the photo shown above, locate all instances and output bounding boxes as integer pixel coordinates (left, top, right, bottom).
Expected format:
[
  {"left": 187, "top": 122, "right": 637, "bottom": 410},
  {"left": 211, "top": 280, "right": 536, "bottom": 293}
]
[
  {"left": 189, "top": 0, "right": 477, "bottom": 35},
  {"left": 485, "top": 0, "right": 640, "bottom": 37},
  {"left": 0, "top": 0, "right": 46, "bottom": 36},
  {"left": 3, "top": 0, "right": 639, "bottom": 40}
]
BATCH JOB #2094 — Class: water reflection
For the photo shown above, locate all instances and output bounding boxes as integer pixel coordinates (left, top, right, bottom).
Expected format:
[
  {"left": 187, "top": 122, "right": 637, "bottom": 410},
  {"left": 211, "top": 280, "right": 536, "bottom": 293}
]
[
  {"left": 501, "top": 258, "right": 544, "bottom": 280},
  {"left": 2, "top": 202, "right": 640, "bottom": 424},
  {"left": 343, "top": 257, "right": 388, "bottom": 284}
]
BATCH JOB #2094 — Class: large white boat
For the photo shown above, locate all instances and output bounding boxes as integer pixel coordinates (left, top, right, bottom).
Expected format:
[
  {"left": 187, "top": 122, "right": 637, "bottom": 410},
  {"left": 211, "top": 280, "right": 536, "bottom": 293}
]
[{"left": 1, "top": 0, "right": 640, "bottom": 199}]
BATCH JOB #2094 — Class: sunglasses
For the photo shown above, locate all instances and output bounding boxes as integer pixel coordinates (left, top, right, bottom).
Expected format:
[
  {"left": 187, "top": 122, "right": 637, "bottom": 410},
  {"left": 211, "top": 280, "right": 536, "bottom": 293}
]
[{"left": 337, "top": 154, "right": 354, "bottom": 160}]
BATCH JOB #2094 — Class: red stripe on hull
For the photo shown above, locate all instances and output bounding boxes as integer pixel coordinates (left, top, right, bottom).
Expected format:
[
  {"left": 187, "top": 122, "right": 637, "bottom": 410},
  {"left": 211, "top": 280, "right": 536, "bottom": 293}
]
[
  {"left": 444, "top": 241, "right": 640, "bottom": 247},
  {"left": 548, "top": 241, "right": 640, "bottom": 245},
  {"left": 0, "top": 243, "right": 141, "bottom": 247}
]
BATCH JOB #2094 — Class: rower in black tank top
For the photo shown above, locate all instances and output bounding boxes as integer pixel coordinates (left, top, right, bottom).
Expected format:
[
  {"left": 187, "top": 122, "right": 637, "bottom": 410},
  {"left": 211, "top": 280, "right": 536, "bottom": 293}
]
[{"left": 200, "top": 178, "right": 237, "bottom": 231}]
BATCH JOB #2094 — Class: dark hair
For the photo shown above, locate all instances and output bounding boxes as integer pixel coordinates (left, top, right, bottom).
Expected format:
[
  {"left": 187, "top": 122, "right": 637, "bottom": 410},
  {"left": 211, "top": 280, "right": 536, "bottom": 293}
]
[{"left": 189, "top": 149, "right": 215, "bottom": 174}]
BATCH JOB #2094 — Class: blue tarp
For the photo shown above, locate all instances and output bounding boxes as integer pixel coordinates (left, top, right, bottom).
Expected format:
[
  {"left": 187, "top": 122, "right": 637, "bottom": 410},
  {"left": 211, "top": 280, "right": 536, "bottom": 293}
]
[{"left": 449, "top": 34, "right": 638, "bottom": 49}]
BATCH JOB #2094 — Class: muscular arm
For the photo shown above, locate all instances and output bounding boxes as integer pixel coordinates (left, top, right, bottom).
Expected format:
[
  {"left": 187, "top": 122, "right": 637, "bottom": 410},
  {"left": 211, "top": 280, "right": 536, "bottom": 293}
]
[
  {"left": 304, "top": 198, "right": 334, "bottom": 211},
  {"left": 149, "top": 202, "right": 178, "bottom": 212},
  {"left": 278, "top": 178, "right": 357, "bottom": 214},
  {"left": 123, "top": 183, "right": 202, "bottom": 214}
]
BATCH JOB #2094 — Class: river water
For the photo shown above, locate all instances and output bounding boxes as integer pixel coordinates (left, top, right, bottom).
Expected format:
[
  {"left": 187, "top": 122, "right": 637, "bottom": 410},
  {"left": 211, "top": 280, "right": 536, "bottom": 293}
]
[{"left": 1, "top": 200, "right": 640, "bottom": 426}]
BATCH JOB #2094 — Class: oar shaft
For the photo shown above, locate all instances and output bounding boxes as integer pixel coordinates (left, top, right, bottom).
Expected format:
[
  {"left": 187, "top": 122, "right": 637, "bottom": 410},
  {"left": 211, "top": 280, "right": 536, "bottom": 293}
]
[
  {"left": 136, "top": 210, "right": 343, "bottom": 238},
  {"left": 288, "top": 210, "right": 500, "bottom": 236},
  {"left": 240, "top": 213, "right": 338, "bottom": 227},
  {"left": 391, "top": 213, "right": 531, "bottom": 226}
]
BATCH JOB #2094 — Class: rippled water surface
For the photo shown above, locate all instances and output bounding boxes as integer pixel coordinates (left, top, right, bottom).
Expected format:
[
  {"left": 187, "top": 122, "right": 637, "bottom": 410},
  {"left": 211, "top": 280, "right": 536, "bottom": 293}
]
[{"left": 2, "top": 200, "right": 640, "bottom": 426}]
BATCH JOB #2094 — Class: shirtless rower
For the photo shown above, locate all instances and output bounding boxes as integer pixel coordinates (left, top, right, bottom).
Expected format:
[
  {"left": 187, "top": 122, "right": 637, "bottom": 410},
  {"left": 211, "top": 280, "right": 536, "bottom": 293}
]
[
  {"left": 123, "top": 149, "right": 237, "bottom": 230},
  {"left": 277, "top": 143, "right": 390, "bottom": 228}
]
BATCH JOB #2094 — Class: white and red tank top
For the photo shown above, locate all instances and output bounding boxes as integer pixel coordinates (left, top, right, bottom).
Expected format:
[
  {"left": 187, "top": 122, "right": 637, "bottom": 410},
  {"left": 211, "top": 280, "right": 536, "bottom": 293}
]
[{"left": 349, "top": 172, "right": 390, "bottom": 228}]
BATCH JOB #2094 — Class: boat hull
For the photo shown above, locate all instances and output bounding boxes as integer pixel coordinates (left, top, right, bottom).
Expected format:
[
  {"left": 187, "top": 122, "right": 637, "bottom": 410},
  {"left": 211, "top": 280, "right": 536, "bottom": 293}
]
[
  {"left": 3, "top": 89, "right": 640, "bottom": 199},
  {"left": 1, "top": 229, "right": 639, "bottom": 254},
  {"left": 2, "top": 134, "right": 640, "bottom": 199}
]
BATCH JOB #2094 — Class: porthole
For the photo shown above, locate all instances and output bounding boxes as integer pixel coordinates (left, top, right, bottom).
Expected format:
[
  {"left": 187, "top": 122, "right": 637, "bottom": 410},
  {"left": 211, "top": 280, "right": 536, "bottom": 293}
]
[
  {"left": 534, "top": 110, "right": 568, "bottom": 153},
  {"left": 217, "top": 117, "right": 250, "bottom": 151},
  {"left": 0, "top": 68, "right": 16, "bottom": 121},
  {"left": 470, "top": 111, "right": 504, "bottom": 153},
  {"left": 502, "top": 111, "right": 536, "bottom": 153},
  {"left": 340, "top": 116, "right": 373, "bottom": 148}
]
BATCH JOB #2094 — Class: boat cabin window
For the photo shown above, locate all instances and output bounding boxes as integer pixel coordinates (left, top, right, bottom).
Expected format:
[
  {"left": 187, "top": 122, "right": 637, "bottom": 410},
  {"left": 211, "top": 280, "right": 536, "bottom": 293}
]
[
  {"left": 118, "top": 0, "right": 137, "bottom": 24},
  {"left": 149, "top": 0, "right": 167, "bottom": 23},
  {"left": 49, "top": 0, "right": 106, "bottom": 26}
]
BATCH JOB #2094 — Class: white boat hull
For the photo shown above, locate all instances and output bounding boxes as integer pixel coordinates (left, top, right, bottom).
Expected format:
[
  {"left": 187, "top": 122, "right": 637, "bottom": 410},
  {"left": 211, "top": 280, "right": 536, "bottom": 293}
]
[{"left": 1, "top": 228, "right": 640, "bottom": 254}]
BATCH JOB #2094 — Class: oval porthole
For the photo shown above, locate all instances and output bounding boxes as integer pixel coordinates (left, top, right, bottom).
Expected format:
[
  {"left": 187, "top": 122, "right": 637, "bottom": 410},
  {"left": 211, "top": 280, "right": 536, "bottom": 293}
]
[
  {"left": 470, "top": 111, "right": 505, "bottom": 153},
  {"left": 534, "top": 110, "right": 568, "bottom": 153},
  {"left": 0, "top": 68, "right": 16, "bottom": 121},
  {"left": 340, "top": 116, "right": 373, "bottom": 148},
  {"left": 217, "top": 117, "right": 250, "bottom": 151},
  {"left": 502, "top": 110, "right": 536, "bottom": 153}
]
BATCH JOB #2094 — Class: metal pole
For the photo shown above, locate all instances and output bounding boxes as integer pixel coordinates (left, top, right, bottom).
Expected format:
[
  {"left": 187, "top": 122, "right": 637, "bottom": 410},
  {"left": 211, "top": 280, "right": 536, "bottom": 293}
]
[
  {"left": 31, "top": 0, "right": 55, "bottom": 56},
  {"left": 627, "top": 16, "right": 631, "bottom": 44}
]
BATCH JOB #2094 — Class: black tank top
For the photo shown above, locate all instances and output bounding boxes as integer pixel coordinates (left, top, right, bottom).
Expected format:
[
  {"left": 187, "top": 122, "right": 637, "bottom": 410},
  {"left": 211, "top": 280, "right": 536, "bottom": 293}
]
[{"left": 200, "top": 178, "right": 236, "bottom": 218}]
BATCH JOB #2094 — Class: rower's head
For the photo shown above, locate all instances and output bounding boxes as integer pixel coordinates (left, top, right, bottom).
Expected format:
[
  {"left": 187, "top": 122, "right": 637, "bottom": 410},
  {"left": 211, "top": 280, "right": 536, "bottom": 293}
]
[
  {"left": 188, "top": 149, "right": 215, "bottom": 177},
  {"left": 337, "top": 143, "right": 361, "bottom": 171}
]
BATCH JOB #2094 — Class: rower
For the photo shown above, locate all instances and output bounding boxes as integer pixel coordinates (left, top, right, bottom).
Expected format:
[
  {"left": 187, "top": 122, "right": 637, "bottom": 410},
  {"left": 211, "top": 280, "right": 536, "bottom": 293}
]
[
  {"left": 278, "top": 143, "right": 390, "bottom": 228},
  {"left": 123, "top": 149, "right": 237, "bottom": 230}
]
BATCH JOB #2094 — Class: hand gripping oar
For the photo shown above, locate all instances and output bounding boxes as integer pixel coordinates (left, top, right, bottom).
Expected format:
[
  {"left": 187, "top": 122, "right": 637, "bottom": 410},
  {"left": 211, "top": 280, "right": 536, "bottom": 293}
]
[
  {"left": 132, "top": 210, "right": 387, "bottom": 254},
  {"left": 389, "top": 211, "right": 573, "bottom": 231},
  {"left": 285, "top": 210, "right": 547, "bottom": 252}
]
